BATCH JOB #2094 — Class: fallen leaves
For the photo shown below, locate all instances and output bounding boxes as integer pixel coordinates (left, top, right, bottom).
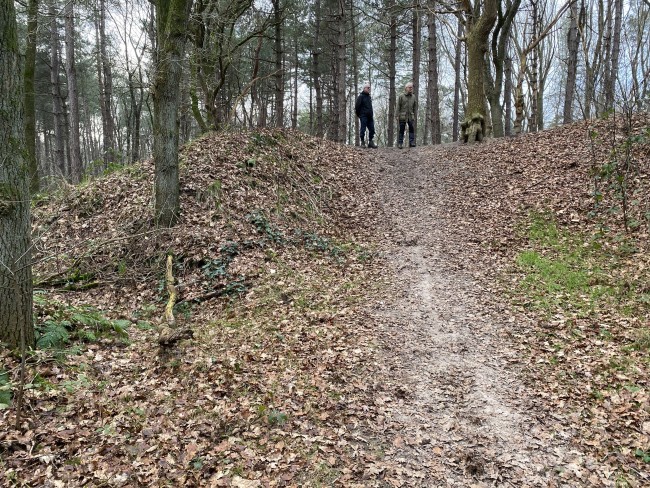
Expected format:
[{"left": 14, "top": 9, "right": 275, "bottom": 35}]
[{"left": 2, "top": 129, "right": 389, "bottom": 486}]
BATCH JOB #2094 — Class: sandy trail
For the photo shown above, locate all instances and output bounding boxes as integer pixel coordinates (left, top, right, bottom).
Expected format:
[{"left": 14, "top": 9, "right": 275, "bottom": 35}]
[{"left": 367, "top": 146, "right": 582, "bottom": 487}]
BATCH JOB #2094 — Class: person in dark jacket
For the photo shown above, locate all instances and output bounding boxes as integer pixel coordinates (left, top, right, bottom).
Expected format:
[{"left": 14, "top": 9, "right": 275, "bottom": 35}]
[{"left": 355, "top": 83, "right": 377, "bottom": 148}]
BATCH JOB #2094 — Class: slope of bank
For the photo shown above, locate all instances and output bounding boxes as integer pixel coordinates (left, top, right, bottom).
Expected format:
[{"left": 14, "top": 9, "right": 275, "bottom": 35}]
[
  {"left": 2, "top": 129, "right": 389, "bottom": 486},
  {"left": 380, "top": 113, "right": 649, "bottom": 486}
]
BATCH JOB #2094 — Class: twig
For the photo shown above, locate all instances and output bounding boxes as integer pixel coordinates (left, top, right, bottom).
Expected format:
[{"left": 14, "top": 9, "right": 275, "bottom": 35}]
[
  {"left": 13, "top": 274, "right": 27, "bottom": 429},
  {"left": 33, "top": 228, "right": 167, "bottom": 286},
  {"left": 164, "top": 254, "right": 176, "bottom": 327}
]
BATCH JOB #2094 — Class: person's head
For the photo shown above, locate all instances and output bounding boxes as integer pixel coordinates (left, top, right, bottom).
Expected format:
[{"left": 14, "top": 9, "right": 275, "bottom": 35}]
[
  {"left": 363, "top": 82, "right": 371, "bottom": 94},
  {"left": 405, "top": 82, "right": 413, "bottom": 94}
]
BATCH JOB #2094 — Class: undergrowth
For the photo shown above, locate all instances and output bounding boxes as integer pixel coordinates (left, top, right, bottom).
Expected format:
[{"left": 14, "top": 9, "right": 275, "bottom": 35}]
[
  {"left": 34, "top": 292, "right": 132, "bottom": 349},
  {"left": 514, "top": 211, "right": 648, "bottom": 319}
]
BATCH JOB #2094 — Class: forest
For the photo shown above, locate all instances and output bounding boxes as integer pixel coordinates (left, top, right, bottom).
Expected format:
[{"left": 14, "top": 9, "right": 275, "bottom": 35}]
[
  {"left": 1, "top": 0, "right": 650, "bottom": 485},
  {"left": 6, "top": 0, "right": 650, "bottom": 187}
]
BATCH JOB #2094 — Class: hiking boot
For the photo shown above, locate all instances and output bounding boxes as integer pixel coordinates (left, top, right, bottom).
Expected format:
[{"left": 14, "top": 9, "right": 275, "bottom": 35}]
[
  {"left": 409, "top": 143, "right": 416, "bottom": 148},
  {"left": 398, "top": 143, "right": 403, "bottom": 149},
  {"left": 368, "top": 140, "right": 378, "bottom": 149},
  {"left": 360, "top": 141, "right": 366, "bottom": 148}
]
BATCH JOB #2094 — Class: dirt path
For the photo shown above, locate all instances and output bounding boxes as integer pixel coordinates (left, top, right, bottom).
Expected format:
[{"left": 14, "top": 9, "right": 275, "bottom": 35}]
[{"left": 366, "top": 146, "right": 586, "bottom": 487}]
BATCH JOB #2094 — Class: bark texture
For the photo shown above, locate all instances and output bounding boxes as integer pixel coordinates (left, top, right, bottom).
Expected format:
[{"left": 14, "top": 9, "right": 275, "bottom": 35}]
[
  {"left": 65, "top": 0, "right": 83, "bottom": 182},
  {"left": 24, "top": 0, "right": 39, "bottom": 192},
  {"left": 97, "top": 0, "right": 116, "bottom": 162},
  {"left": 426, "top": 4, "right": 441, "bottom": 144},
  {"left": 0, "top": 0, "right": 35, "bottom": 348},
  {"left": 463, "top": 0, "right": 498, "bottom": 142},
  {"left": 412, "top": 3, "right": 421, "bottom": 142},
  {"left": 152, "top": 0, "right": 194, "bottom": 227},
  {"left": 50, "top": 1, "right": 66, "bottom": 176},
  {"left": 604, "top": 0, "right": 623, "bottom": 110},
  {"left": 387, "top": 0, "right": 397, "bottom": 146},
  {"left": 273, "top": 0, "right": 284, "bottom": 127},
  {"left": 485, "top": 0, "right": 521, "bottom": 138},
  {"left": 334, "top": 0, "right": 347, "bottom": 143},
  {"left": 312, "top": 0, "right": 324, "bottom": 137},
  {"left": 452, "top": 17, "right": 463, "bottom": 141},
  {"left": 563, "top": 2, "right": 579, "bottom": 123}
]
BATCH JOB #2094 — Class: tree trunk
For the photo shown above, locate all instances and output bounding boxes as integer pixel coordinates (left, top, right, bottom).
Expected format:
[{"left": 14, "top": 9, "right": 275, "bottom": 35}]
[
  {"left": 412, "top": 2, "right": 421, "bottom": 143},
  {"left": 49, "top": 1, "right": 66, "bottom": 177},
  {"left": 292, "top": 33, "right": 299, "bottom": 130},
  {"left": 601, "top": 0, "right": 613, "bottom": 112},
  {"left": 605, "top": 0, "right": 623, "bottom": 110},
  {"left": 64, "top": 0, "right": 83, "bottom": 182},
  {"left": 514, "top": 0, "right": 571, "bottom": 133},
  {"left": 351, "top": 0, "right": 359, "bottom": 145},
  {"left": 153, "top": 0, "right": 194, "bottom": 227},
  {"left": 335, "top": 0, "right": 347, "bottom": 143},
  {"left": 97, "top": 0, "right": 115, "bottom": 163},
  {"left": 463, "top": 0, "right": 498, "bottom": 142},
  {"left": 427, "top": 4, "right": 441, "bottom": 144},
  {"left": 251, "top": 35, "right": 263, "bottom": 128},
  {"left": 452, "top": 17, "right": 462, "bottom": 141},
  {"left": 504, "top": 53, "right": 512, "bottom": 135},
  {"left": 563, "top": 1, "right": 579, "bottom": 123},
  {"left": 24, "top": 0, "right": 39, "bottom": 193},
  {"left": 313, "top": 0, "right": 324, "bottom": 137},
  {"left": 387, "top": 0, "right": 397, "bottom": 146},
  {"left": 0, "top": 0, "right": 35, "bottom": 349},
  {"left": 536, "top": 37, "right": 553, "bottom": 131},
  {"left": 528, "top": 0, "right": 539, "bottom": 133},
  {"left": 273, "top": 0, "right": 284, "bottom": 127},
  {"left": 581, "top": 0, "right": 602, "bottom": 119},
  {"left": 129, "top": 67, "right": 144, "bottom": 163},
  {"left": 485, "top": 0, "right": 521, "bottom": 138}
]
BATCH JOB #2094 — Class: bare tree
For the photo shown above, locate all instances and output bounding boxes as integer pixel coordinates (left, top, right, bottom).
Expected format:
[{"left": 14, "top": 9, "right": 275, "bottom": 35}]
[
  {"left": 484, "top": 0, "right": 521, "bottom": 137},
  {"left": 96, "top": 0, "right": 116, "bottom": 163},
  {"left": 387, "top": 0, "right": 398, "bottom": 146},
  {"left": 351, "top": 0, "right": 360, "bottom": 145},
  {"left": 334, "top": 0, "right": 347, "bottom": 142},
  {"left": 152, "top": 0, "right": 194, "bottom": 227},
  {"left": 413, "top": 1, "right": 421, "bottom": 143},
  {"left": 452, "top": 16, "right": 463, "bottom": 141},
  {"left": 312, "top": 0, "right": 324, "bottom": 137},
  {"left": 24, "top": 0, "right": 39, "bottom": 192},
  {"left": 460, "top": 0, "right": 498, "bottom": 142},
  {"left": 513, "top": 0, "right": 572, "bottom": 134},
  {"left": 49, "top": 0, "right": 66, "bottom": 177},
  {"left": 64, "top": 0, "right": 83, "bottom": 182},
  {"left": 604, "top": 0, "right": 623, "bottom": 110},
  {"left": 578, "top": 0, "right": 604, "bottom": 118},
  {"left": 426, "top": 2, "right": 441, "bottom": 144},
  {"left": 273, "top": 0, "right": 284, "bottom": 127},
  {"left": 563, "top": 0, "right": 580, "bottom": 123}
]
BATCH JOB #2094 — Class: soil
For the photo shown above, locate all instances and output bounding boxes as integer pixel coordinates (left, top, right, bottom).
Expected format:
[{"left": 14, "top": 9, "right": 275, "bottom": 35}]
[{"left": 365, "top": 145, "right": 594, "bottom": 487}]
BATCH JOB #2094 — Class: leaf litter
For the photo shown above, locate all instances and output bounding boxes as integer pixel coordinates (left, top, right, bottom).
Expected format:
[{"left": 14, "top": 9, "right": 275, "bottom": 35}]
[
  {"left": 1, "top": 114, "right": 649, "bottom": 486},
  {"left": 2, "top": 129, "right": 387, "bottom": 487},
  {"left": 363, "top": 113, "right": 648, "bottom": 487}
]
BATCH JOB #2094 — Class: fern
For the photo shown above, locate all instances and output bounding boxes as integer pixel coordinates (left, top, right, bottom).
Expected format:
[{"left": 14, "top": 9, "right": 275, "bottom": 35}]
[
  {"left": 36, "top": 321, "right": 71, "bottom": 349},
  {"left": 0, "top": 370, "right": 11, "bottom": 409}
]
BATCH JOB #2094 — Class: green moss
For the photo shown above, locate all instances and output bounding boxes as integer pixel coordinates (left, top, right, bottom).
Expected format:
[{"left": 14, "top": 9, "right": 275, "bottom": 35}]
[{"left": 514, "top": 212, "right": 628, "bottom": 316}]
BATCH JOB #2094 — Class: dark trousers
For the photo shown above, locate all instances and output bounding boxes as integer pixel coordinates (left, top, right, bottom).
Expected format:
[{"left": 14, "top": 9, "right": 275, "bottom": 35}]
[
  {"left": 399, "top": 120, "right": 415, "bottom": 145},
  {"left": 360, "top": 115, "right": 375, "bottom": 142}
]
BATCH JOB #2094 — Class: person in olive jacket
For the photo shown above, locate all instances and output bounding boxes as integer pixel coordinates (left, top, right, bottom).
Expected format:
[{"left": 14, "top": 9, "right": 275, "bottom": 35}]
[
  {"left": 397, "top": 82, "right": 417, "bottom": 148},
  {"left": 355, "top": 82, "right": 377, "bottom": 148}
]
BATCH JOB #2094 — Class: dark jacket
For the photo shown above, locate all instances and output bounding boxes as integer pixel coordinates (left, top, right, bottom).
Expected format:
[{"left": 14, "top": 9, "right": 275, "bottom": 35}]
[{"left": 355, "top": 92, "right": 373, "bottom": 118}]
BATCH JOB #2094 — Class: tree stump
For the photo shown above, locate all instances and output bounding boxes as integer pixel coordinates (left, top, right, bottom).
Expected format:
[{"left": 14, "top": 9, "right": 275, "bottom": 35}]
[{"left": 461, "top": 113, "right": 486, "bottom": 143}]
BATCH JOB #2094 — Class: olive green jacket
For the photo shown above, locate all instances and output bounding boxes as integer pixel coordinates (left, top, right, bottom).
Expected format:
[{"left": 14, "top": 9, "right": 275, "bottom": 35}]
[{"left": 397, "top": 92, "right": 417, "bottom": 121}]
